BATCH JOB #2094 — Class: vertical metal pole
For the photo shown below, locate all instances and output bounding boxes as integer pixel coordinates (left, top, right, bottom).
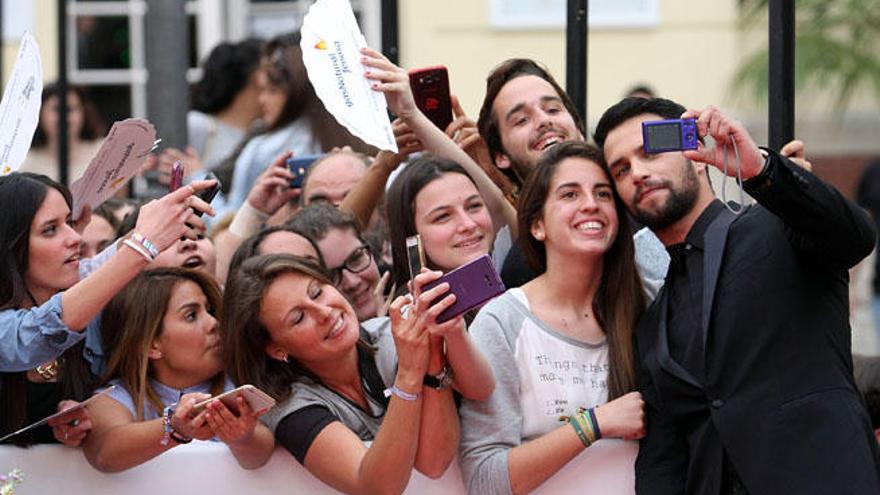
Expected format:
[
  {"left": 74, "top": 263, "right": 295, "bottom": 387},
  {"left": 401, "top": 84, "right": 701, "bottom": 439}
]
[
  {"left": 381, "top": 0, "right": 398, "bottom": 65},
  {"left": 144, "top": 0, "right": 189, "bottom": 197},
  {"left": 145, "top": 0, "right": 189, "bottom": 149},
  {"left": 566, "top": 0, "right": 587, "bottom": 124},
  {"left": 57, "top": 0, "right": 69, "bottom": 186},
  {"left": 768, "top": 0, "right": 795, "bottom": 151}
]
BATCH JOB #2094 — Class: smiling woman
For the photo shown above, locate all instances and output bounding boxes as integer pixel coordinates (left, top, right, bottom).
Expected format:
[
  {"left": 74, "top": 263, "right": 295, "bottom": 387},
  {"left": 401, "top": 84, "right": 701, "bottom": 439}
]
[
  {"left": 459, "top": 141, "right": 647, "bottom": 495},
  {"left": 222, "top": 254, "right": 462, "bottom": 493}
]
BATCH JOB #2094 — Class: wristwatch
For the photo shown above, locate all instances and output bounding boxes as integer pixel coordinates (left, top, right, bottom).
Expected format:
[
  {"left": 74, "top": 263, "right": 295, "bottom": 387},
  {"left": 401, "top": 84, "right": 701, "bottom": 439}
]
[{"left": 423, "top": 365, "right": 454, "bottom": 390}]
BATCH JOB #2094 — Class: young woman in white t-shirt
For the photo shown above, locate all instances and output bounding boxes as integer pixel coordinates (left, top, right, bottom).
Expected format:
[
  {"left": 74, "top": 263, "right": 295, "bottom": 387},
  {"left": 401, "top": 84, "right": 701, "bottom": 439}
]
[{"left": 459, "top": 141, "right": 647, "bottom": 495}]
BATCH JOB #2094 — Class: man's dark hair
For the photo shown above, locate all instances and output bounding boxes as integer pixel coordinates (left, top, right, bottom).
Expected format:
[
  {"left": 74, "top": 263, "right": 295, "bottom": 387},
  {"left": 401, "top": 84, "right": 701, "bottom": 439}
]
[
  {"left": 593, "top": 97, "right": 687, "bottom": 149},
  {"left": 191, "top": 38, "right": 263, "bottom": 114},
  {"left": 477, "top": 58, "right": 585, "bottom": 185}
]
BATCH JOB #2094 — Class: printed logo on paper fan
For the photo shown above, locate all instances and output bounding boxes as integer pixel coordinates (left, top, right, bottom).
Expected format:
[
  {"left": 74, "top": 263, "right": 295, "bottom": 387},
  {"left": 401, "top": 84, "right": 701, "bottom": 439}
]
[{"left": 315, "top": 40, "right": 328, "bottom": 50}]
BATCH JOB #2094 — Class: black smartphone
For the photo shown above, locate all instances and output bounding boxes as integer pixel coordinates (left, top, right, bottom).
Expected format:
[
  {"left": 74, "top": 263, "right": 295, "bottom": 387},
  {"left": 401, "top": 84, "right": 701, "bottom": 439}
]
[
  {"left": 409, "top": 66, "right": 453, "bottom": 131},
  {"left": 422, "top": 255, "right": 505, "bottom": 323},
  {"left": 286, "top": 155, "right": 321, "bottom": 188},
  {"left": 194, "top": 172, "right": 221, "bottom": 217}
]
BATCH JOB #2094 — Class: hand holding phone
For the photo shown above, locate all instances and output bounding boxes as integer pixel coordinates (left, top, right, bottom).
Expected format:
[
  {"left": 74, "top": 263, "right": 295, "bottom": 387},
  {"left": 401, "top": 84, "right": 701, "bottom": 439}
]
[
  {"left": 422, "top": 255, "right": 505, "bottom": 323},
  {"left": 406, "top": 235, "right": 426, "bottom": 286},
  {"left": 192, "top": 172, "right": 221, "bottom": 217},
  {"left": 409, "top": 66, "right": 453, "bottom": 131},
  {"left": 286, "top": 155, "right": 321, "bottom": 188},
  {"left": 192, "top": 384, "right": 276, "bottom": 416}
]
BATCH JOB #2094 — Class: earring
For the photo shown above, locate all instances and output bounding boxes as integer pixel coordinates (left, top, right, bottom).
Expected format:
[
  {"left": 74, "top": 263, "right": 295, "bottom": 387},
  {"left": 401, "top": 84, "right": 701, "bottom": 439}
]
[
  {"left": 535, "top": 232, "right": 545, "bottom": 241},
  {"left": 277, "top": 353, "right": 289, "bottom": 363}
]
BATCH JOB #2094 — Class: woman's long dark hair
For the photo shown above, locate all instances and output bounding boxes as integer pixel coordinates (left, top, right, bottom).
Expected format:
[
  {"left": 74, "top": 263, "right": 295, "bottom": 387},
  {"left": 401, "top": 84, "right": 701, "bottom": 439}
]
[
  {"left": 384, "top": 155, "right": 482, "bottom": 297},
  {"left": 0, "top": 172, "right": 95, "bottom": 447},
  {"left": 517, "top": 141, "right": 646, "bottom": 399}
]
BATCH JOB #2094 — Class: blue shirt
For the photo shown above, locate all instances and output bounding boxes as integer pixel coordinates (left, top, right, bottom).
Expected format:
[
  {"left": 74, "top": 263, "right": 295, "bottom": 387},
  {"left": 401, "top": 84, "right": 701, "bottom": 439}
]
[{"left": 0, "top": 244, "right": 116, "bottom": 373}]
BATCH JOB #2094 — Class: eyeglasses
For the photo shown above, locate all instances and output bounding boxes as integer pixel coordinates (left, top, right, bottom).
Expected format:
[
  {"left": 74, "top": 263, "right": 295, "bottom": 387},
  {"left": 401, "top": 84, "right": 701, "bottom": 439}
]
[{"left": 328, "top": 244, "right": 372, "bottom": 285}]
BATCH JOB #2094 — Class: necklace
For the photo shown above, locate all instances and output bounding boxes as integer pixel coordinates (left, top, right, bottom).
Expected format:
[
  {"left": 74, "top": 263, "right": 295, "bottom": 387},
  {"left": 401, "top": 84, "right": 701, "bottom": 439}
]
[{"left": 34, "top": 360, "right": 60, "bottom": 380}]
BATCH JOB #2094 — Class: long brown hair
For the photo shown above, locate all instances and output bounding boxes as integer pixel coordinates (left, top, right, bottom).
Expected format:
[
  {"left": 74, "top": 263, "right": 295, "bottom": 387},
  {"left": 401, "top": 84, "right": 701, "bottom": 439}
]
[
  {"left": 221, "top": 254, "right": 372, "bottom": 402},
  {"left": 100, "top": 268, "right": 225, "bottom": 420},
  {"left": 518, "top": 141, "right": 645, "bottom": 399}
]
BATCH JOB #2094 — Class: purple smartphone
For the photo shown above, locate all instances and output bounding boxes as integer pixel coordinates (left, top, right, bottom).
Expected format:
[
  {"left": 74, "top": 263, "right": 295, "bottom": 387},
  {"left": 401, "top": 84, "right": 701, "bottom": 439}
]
[
  {"left": 422, "top": 255, "right": 505, "bottom": 323},
  {"left": 170, "top": 161, "right": 184, "bottom": 191}
]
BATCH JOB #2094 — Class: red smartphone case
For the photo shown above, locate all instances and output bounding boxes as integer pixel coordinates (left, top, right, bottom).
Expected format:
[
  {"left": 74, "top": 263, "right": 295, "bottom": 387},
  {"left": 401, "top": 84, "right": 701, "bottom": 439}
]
[{"left": 409, "top": 66, "right": 453, "bottom": 131}]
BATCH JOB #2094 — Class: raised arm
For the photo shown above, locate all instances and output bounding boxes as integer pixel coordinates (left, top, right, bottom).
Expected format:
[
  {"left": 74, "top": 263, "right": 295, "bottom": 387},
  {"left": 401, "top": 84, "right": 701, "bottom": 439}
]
[
  {"left": 215, "top": 151, "right": 298, "bottom": 282},
  {"left": 300, "top": 294, "right": 433, "bottom": 494},
  {"left": 361, "top": 48, "right": 518, "bottom": 239},
  {"left": 682, "top": 106, "right": 875, "bottom": 269},
  {"left": 59, "top": 181, "right": 216, "bottom": 331}
]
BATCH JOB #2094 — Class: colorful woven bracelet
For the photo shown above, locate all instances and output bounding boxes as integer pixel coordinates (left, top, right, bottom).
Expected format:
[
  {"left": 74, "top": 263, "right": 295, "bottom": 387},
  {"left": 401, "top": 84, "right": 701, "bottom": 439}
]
[
  {"left": 587, "top": 407, "right": 602, "bottom": 440},
  {"left": 575, "top": 410, "right": 597, "bottom": 444},
  {"left": 568, "top": 415, "right": 592, "bottom": 448}
]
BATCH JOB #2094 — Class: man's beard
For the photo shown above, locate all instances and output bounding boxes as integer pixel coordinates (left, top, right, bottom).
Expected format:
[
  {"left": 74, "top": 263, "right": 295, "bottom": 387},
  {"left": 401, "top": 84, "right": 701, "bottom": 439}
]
[{"left": 632, "top": 161, "right": 700, "bottom": 231}]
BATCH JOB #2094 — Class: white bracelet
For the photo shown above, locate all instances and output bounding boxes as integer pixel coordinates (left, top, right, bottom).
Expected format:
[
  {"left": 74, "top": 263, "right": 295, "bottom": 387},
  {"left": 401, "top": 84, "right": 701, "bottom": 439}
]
[
  {"left": 122, "top": 239, "right": 153, "bottom": 262},
  {"left": 228, "top": 200, "right": 270, "bottom": 238},
  {"left": 383, "top": 385, "right": 420, "bottom": 402}
]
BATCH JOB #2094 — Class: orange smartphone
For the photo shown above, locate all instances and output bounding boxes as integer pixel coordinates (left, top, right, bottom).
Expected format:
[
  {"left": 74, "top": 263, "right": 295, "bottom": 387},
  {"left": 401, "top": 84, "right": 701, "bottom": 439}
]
[
  {"left": 192, "top": 384, "right": 276, "bottom": 416},
  {"left": 409, "top": 66, "right": 453, "bottom": 131}
]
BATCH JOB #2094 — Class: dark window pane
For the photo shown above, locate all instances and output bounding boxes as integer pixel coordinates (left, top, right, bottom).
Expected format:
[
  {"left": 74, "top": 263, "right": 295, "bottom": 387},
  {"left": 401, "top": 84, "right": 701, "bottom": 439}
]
[
  {"left": 82, "top": 85, "right": 131, "bottom": 127},
  {"left": 76, "top": 16, "right": 130, "bottom": 69}
]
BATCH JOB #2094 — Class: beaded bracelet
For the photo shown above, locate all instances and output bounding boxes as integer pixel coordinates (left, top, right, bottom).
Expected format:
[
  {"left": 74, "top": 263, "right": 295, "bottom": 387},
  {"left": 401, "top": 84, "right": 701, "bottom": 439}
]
[
  {"left": 161, "top": 405, "right": 174, "bottom": 446},
  {"left": 130, "top": 232, "right": 160, "bottom": 259},
  {"left": 123, "top": 239, "right": 153, "bottom": 262},
  {"left": 160, "top": 404, "right": 192, "bottom": 446},
  {"left": 383, "top": 385, "right": 420, "bottom": 401}
]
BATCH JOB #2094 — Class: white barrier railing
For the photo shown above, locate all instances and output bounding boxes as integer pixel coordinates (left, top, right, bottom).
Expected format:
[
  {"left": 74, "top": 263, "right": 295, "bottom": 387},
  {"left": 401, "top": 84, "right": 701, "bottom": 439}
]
[
  {"left": 1, "top": 439, "right": 635, "bottom": 494},
  {"left": 0, "top": 443, "right": 465, "bottom": 495}
]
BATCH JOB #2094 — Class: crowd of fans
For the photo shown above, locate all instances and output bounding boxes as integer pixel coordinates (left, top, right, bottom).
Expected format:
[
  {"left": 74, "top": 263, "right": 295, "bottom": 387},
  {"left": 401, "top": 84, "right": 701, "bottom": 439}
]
[{"left": 2, "top": 30, "right": 879, "bottom": 495}]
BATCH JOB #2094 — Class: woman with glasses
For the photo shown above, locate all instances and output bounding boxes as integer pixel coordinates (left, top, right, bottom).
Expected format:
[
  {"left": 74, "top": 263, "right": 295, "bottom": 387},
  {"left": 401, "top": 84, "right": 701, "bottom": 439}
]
[{"left": 288, "top": 203, "right": 387, "bottom": 321}]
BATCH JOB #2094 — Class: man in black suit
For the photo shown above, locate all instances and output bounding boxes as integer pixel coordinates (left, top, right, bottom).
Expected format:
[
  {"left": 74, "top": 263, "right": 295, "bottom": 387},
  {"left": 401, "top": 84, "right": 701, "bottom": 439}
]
[{"left": 594, "top": 97, "right": 880, "bottom": 495}]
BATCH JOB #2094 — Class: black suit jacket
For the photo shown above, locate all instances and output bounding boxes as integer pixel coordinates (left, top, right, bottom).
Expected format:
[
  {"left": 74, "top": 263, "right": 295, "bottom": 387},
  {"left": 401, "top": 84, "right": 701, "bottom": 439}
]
[{"left": 635, "top": 151, "right": 880, "bottom": 495}]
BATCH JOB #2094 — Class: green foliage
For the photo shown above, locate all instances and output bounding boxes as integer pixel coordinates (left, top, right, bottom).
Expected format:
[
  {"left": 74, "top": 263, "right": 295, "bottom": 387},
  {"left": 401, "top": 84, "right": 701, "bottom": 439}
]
[{"left": 733, "top": 0, "right": 880, "bottom": 109}]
